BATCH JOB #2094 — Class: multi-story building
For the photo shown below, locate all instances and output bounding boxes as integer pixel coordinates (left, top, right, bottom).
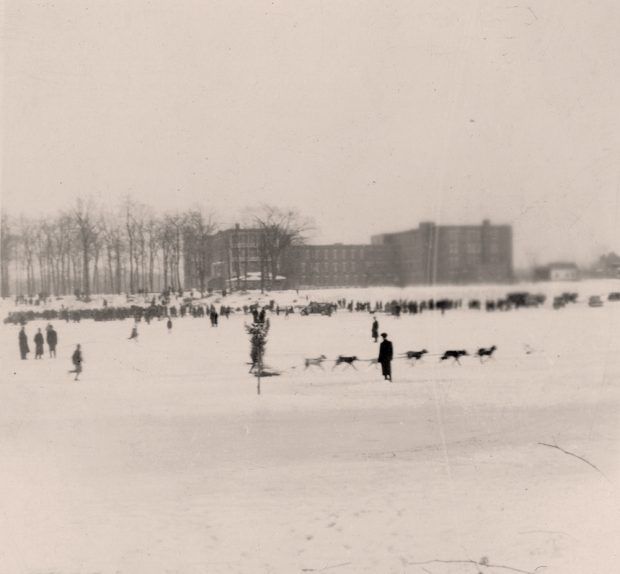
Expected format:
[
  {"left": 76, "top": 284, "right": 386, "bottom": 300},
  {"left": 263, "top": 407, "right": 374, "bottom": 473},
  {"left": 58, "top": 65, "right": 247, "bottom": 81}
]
[
  {"left": 196, "top": 225, "right": 268, "bottom": 291},
  {"left": 283, "top": 244, "right": 399, "bottom": 288},
  {"left": 371, "top": 220, "right": 513, "bottom": 284},
  {"left": 184, "top": 219, "right": 513, "bottom": 291}
]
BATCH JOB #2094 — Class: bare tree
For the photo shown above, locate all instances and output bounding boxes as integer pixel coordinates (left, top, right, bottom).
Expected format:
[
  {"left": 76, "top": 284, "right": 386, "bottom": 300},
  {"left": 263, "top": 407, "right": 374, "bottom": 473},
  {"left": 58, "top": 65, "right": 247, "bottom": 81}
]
[
  {"left": 123, "top": 198, "right": 139, "bottom": 294},
  {"left": 183, "top": 207, "right": 217, "bottom": 295},
  {"left": 249, "top": 205, "right": 313, "bottom": 290},
  {"left": 18, "top": 216, "right": 37, "bottom": 295},
  {"left": 34, "top": 220, "right": 50, "bottom": 295},
  {"left": 145, "top": 215, "right": 159, "bottom": 293},
  {"left": 0, "top": 213, "right": 14, "bottom": 297},
  {"left": 72, "top": 198, "right": 100, "bottom": 296},
  {"left": 158, "top": 213, "right": 185, "bottom": 292},
  {"left": 54, "top": 213, "right": 75, "bottom": 295}
]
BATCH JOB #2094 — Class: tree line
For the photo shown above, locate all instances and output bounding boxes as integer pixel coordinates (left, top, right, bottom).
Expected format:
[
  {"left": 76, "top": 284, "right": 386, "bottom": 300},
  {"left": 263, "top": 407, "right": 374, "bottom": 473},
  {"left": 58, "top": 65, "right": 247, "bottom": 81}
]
[{"left": 0, "top": 199, "right": 311, "bottom": 298}]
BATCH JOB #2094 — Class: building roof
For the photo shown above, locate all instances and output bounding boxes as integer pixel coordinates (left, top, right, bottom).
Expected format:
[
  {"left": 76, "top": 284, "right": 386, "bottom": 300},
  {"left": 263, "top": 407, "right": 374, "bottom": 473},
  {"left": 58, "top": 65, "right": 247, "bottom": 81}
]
[{"left": 374, "top": 220, "right": 511, "bottom": 238}]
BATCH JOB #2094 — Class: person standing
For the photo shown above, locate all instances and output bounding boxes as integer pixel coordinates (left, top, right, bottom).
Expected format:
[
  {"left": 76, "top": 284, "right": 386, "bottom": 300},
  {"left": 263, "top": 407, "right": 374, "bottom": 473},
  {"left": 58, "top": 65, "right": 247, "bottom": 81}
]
[
  {"left": 378, "top": 332, "right": 393, "bottom": 382},
  {"left": 69, "top": 344, "right": 83, "bottom": 381},
  {"left": 34, "top": 328, "right": 45, "bottom": 359},
  {"left": 46, "top": 324, "right": 58, "bottom": 358},
  {"left": 371, "top": 317, "right": 379, "bottom": 342},
  {"left": 166, "top": 318, "right": 172, "bottom": 333},
  {"left": 19, "top": 326, "right": 30, "bottom": 360}
]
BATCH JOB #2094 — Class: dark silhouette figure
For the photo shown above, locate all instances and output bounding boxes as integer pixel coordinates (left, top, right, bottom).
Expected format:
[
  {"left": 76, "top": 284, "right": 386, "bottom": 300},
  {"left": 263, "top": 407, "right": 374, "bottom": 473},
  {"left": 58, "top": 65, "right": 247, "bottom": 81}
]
[
  {"left": 371, "top": 317, "right": 379, "bottom": 342},
  {"left": 34, "top": 328, "right": 44, "bottom": 359},
  {"left": 69, "top": 344, "right": 83, "bottom": 381},
  {"left": 128, "top": 325, "right": 138, "bottom": 341},
  {"left": 46, "top": 325, "right": 58, "bottom": 357},
  {"left": 166, "top": 318, "right": 172, "bottom": 333},
  {"left": 19, "top": 327, "right": 30, "bottom": 360},
  {"left": 210, "top": 309, "right": 219, "bottom": 327},
  {"left": 378, "top": 333, "right": 393, "bottom": 381}
]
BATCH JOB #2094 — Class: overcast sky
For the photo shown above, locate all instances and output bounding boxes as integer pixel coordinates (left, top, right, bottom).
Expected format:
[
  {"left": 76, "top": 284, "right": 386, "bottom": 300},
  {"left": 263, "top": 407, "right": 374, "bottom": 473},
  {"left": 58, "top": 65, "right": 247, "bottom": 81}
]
[{"left": 2, "top": 0, "right": 619, "bottom": 267}]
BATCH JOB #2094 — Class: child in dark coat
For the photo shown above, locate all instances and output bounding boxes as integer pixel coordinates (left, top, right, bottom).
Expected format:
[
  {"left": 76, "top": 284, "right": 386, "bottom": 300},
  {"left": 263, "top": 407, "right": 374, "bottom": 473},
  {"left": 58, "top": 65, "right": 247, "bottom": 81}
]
[{"left": 69, "top": 344, "right": 83, "bottom": 381}]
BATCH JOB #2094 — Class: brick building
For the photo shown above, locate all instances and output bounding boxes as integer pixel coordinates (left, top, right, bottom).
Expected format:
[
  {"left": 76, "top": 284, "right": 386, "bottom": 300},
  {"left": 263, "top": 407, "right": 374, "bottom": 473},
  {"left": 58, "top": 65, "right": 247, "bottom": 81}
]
[
  {"left": 185, "top": 219, "right": 513, "bottom": 291},
  {"left": 283, "top": 244, "right": 399, "bottom": 288},
  {"left": 189, "top": 225, "right": 271, "bottom": 291},
  {"left": 371, "top": 220, "right": 513, "bottom": 284}
]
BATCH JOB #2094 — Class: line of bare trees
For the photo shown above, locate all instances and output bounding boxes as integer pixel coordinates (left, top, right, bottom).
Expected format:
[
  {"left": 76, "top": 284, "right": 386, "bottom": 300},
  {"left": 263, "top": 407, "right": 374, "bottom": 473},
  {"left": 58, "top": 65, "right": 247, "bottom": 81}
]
[
  {"left": 0, "top": 198, "right": 217, "bottom": 298},
  {"left": 0, "top": 199, "right": 312, "bottom": 298}
]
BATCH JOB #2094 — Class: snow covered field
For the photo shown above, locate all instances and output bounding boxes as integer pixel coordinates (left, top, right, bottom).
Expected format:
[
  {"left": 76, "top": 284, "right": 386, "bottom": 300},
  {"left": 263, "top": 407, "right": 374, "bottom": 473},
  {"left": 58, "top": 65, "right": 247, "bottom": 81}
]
[{"left": 1, "top": 282, "right": 619, "bottom": 574}]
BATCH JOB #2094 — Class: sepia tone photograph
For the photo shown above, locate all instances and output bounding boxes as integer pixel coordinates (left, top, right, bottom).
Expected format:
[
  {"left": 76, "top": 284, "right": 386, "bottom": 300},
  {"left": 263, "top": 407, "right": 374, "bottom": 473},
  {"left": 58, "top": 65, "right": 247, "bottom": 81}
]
[{"left": 1, "top": 1, "right": 619, "bottom": 573}]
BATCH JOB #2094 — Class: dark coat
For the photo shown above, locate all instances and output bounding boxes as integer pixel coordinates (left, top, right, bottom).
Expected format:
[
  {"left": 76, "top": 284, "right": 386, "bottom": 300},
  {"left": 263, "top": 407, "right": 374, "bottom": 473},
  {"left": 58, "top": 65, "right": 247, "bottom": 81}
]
[
  {"left": 46, "top": 329, "right": 58, "bottom": 347},
  {"left": 378, "top": 339, "right": 393, "bottom": 364},
  {"left": 34, "top": 332, "right": 44, "bottom": 352},
  {"left": 371, "top": 320, "right": 379, "bottom": 336},
  {"left": 72, "top": 349, "right": 82, "bottom": 367},
  {"left": 19, "top": 330, "right": 30, "bottom": 353}
]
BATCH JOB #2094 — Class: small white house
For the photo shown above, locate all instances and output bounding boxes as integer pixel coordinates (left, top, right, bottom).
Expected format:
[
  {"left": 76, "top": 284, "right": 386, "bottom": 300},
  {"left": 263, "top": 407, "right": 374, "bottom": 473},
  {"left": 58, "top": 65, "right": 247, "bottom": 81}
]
[
  {"left": 548, "top": 263, "right": 579, "bottom": 281},
  {"left": 534, "top": 262, "right": 580, "bottom": 282}
]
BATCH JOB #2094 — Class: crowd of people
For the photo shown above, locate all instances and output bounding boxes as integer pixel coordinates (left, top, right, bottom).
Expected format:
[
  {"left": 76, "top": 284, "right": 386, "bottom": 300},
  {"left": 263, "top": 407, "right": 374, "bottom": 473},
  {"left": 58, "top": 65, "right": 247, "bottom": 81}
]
[
  {"left": 5, "top": 288, "right": 590, "bottom": 385},
  {"left": 3, "top": 287, "right": 564, "bottom": 331}
]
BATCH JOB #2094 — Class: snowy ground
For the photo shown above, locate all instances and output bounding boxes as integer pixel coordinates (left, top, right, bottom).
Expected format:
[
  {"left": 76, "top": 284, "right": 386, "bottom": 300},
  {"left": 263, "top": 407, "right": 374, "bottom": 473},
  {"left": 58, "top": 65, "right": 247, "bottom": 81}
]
[{"left": 1, "top": 282, "right": 619, "bottom": 574}]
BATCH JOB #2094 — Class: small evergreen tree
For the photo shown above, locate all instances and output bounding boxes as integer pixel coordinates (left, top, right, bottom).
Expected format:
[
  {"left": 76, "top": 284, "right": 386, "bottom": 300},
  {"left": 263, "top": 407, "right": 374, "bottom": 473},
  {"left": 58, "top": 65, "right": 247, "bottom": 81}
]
[{"left": 245, "top": 319, "right": 270, "bottom": 395}]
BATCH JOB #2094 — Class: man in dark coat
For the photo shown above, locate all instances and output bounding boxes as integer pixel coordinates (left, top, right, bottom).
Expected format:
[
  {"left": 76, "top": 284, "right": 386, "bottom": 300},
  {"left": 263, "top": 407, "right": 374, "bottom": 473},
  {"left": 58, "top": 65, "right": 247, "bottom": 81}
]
[
  {"left": 371, "top": 317, "right": 379, "bottom": 342},
  {"left": 46, "top": 325, "right": 58, "bottom": 358},
  {"left": 19, "top": 327, "right": 30, "bottom": 360},
  {"left": 34, "top": 328, "right": 45, "bottom": 359},
  {"left": 210, "top": 309, "right": 219, "bottom": 327},
  {"left": 378, "top": 332, "right": 393, "bottom": 382}
]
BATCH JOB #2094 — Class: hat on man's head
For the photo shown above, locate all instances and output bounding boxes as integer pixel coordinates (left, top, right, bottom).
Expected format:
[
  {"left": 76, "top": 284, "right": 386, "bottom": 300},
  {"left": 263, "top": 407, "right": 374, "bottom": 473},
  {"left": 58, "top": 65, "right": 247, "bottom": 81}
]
[{"left": 380, "top": 332, "right": 387, "bottom": 338}]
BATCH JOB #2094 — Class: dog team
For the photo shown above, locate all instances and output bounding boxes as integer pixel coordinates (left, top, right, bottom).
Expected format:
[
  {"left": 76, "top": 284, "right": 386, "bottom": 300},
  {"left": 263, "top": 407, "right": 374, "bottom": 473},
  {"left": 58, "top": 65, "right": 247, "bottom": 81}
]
[{"left": 303, "top": 317, "right": 497, "bottom": 381}]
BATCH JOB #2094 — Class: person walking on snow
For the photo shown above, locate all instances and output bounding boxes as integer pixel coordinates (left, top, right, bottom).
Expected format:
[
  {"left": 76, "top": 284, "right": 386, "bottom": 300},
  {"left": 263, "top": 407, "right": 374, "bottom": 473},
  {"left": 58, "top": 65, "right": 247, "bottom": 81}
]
[
  {"left": 378, "top": 332, "right": 393, "bottom": 382},
  {"left": 69, "top": 344, "right": 83, "bottom": 381},
  {"left": 371, "top": 317, "right": 379, "bottom": 342},
  {"left": 128, "top": 325, "right": 139, "bottom": 341}
]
